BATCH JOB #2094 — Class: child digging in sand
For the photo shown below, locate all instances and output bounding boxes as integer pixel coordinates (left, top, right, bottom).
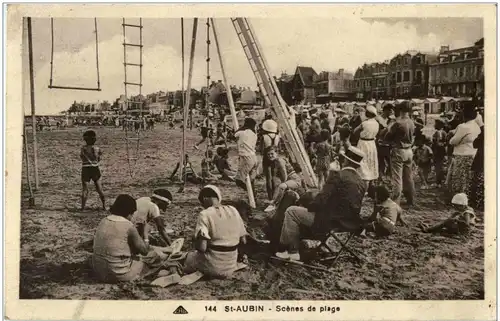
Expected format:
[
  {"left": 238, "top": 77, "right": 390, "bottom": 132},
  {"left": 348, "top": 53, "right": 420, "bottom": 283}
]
[
  {"left": 420, "top": 193, "right": 476, "bottom": 235},
  {"left": 361, "top": 185, "right": 407, "bottom": 237},
  {"left": 80, "top": 130, "right": 106, "bottom": 210}
]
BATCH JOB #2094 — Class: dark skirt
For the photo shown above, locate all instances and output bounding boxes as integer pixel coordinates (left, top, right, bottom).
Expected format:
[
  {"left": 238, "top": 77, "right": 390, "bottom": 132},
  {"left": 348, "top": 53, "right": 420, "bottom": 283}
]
[{"left": 469, "top": 170, "right": 484, "bottom": 211}]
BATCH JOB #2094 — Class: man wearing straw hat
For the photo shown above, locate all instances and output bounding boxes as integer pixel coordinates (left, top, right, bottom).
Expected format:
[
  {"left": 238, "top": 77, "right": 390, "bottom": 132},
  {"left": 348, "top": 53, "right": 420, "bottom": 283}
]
[{"left": 275, "top": 146, "right": 367, "bottom": 261}]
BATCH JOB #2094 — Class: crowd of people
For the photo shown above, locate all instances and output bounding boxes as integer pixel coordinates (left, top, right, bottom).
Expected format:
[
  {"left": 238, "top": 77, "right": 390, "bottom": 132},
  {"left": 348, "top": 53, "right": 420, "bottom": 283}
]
[{"left": 79, "top": 99, "right": 484, "bottom": 283}]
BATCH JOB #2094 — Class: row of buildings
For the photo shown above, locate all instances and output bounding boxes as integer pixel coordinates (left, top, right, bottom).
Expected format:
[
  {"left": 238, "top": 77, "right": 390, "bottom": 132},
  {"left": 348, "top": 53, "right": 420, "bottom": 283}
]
[
  {"left": 275, "top": 38, "right": 484, "bottom": 105},
  {"left": 65, "top": 81, "right": 261, "bottom": 116}
]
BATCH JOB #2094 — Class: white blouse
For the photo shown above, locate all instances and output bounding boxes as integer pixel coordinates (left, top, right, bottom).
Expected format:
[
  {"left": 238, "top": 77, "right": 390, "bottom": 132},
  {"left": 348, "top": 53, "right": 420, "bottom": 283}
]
[{"left": 359, "top": 118, "right": 380, "bottom": 140}]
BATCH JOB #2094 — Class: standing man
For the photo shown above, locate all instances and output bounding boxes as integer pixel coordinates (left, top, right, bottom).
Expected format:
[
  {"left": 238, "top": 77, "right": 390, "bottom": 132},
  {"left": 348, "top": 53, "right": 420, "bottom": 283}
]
[
  {"left": 384, "top": 102, "right": 416, "bottom": 206},
  {"left": 376, "top": 104, "right": 394, "bottom": 179}
]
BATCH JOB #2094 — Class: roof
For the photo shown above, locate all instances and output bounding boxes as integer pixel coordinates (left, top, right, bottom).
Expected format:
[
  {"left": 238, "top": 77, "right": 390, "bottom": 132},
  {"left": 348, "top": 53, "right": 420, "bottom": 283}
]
[
  {"left": 295, "top": 66, "right": 318, "bottom": 87},
  {"left": 277, "top": 74, "right": 294, "bottom": 83}
]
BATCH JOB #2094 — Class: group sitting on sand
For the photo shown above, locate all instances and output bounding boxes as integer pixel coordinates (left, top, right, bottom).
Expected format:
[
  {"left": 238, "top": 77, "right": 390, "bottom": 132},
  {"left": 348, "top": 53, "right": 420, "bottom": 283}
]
[
  {"left": 91, "top": 185, "right": 248, "bottom": 283},
  {"left": 89, "top": 146, "right": 477, "bottom": 284}
]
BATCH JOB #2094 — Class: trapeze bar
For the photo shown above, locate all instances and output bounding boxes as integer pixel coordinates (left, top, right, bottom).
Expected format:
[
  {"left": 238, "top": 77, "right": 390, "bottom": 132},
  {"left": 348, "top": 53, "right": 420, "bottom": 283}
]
[
  {"left": 48, "top": 85, "right": 102, "bottom": 91},
  {"left": 122, "top": 23, "right": 143, "bottom": 28},
  {"left": 123, "top": 43, "right": 143, "bottom": 48}
]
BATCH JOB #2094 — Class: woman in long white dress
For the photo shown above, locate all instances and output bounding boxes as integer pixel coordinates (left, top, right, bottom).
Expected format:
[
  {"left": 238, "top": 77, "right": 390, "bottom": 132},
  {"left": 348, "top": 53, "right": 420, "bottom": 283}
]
[{"left": 352, "top": 105, "right": 380, "bottom": 192}]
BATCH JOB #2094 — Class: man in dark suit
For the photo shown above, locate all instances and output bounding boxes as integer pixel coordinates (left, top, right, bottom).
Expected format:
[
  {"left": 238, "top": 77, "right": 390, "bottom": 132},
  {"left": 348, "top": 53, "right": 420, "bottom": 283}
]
[{"left": 275, "top": 146, "right": 367, "bottom": 261}]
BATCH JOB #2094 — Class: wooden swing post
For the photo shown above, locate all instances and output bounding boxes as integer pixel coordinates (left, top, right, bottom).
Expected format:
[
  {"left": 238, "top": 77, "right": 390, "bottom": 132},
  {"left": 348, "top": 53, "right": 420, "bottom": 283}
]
[
  {"left": 27, "top": 17, "right": 39, "bottom": 190},
  {"left": 211, "top": 18, "right": 256, "bottom": 208},
  {"left": 179, "top": 18, "right": 198, "bottom": 189}
]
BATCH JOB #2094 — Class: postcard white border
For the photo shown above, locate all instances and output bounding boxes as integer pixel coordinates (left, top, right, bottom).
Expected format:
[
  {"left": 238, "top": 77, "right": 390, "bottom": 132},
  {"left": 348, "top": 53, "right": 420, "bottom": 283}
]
[{"left": 5, "top": 3, "right": 497, "bottom": 320}]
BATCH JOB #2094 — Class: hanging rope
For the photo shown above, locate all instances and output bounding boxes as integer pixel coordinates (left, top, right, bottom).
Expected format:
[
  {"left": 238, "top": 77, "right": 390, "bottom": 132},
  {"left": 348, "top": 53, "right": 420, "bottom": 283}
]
[
  {"left": 206, "top": 19, "right": 211, "bottom": 113},
  {"left": 49, "top": 18, "right": 101, "bottom": 91},
  {"left": 94, "top": 18, "right": 101, "bottom": 89},
  {"left": 49, "top": 18, "right": 54, "bottom": 87}
]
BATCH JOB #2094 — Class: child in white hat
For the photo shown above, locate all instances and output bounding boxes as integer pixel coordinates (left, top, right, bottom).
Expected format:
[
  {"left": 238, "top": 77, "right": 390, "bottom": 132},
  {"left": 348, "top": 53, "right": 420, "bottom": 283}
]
[{"left": 420, "top": 193, "right": 476, "bottom": 234}]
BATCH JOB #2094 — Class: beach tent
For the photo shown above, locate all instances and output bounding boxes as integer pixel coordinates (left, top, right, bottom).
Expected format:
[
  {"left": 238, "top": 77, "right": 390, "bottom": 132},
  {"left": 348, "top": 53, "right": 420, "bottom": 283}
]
[{"left": 424, "top": 98, "right": 440, "bottom": 114}]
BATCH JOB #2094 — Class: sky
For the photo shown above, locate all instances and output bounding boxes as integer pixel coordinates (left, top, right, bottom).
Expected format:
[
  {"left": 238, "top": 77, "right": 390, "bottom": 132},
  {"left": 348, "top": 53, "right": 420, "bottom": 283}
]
[{"left": 22, "top": 17, "right": 483, "bottom": 115}]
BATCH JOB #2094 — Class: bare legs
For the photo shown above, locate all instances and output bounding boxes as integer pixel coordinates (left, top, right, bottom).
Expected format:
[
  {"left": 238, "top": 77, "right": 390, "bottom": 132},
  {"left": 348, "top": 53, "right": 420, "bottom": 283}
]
[{"left": 81, "top": 179, "right": 106, "bottom": 211}]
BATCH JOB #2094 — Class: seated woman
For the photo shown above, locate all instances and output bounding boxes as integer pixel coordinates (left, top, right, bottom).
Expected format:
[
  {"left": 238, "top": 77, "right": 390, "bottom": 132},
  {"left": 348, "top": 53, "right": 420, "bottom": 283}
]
[
  {"left": 183, "top": 185, "right": 248, "bottom": 279},
  {"left": 264, "top": 147, "right": 304, "bottom": 213},
  {"left": 91, "top": 194, "right": 151, "bottom": 283}
]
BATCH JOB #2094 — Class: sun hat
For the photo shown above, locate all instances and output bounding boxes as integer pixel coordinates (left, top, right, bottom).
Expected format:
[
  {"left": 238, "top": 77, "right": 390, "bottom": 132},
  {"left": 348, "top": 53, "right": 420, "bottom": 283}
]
[
  {"left": 451, "top": 193, "right": 468, "bottom": 206},
  {"left": 335, "top": 108, "right": 346, "bottom": 113},
  {"left": 262, "top": 119, "right": 278, "bottom": 133},
  {"left": 340, "top": 146, "right": 365, "bottom": 166},
  {"left": 366, "top": 105, "right": 378, "bottom": 116},
  {"left": 412, "top": 111, "right": 420, "bottom": 116},
  {"left": 199, "top": 185, "right": 222, "bottom": 202}
]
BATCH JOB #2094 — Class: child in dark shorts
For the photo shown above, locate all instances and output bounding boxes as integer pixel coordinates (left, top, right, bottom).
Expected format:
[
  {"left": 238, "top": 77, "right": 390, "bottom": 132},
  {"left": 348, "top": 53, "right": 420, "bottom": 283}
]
[
  {"left": 80, "top": 130, "right": 106, "bottom": 210},
  {"left": 362, "top": 185, "right": 406, "bottom": 237}
]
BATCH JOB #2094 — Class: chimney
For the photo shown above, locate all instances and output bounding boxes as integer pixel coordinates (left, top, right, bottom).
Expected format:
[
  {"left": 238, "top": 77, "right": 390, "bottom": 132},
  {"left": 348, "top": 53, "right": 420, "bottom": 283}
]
[
  {"left": 339, "top": 68, "right": 344, "bottom": 77},
  {"left": 440, "top": 45, "right": 449, "bottom": 53}
]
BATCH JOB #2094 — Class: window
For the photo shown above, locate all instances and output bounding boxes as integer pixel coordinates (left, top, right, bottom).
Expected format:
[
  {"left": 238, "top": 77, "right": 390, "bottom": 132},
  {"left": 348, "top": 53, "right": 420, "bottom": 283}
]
[
  {"left": 415, "top": 70, "right": 422, "bottom": 83},
  {"left": 464, "top": 53, "right": 468, "bottom": 59},
  {"left": 451, "top": 55, "right": 456, "bottom": 62},
  {"left": 437, "top": 85, "right": 441, "bottom": 94},
  {"left": 403, "top": 87, "right": 409, "bottom": 94},
  {"left": 403, "top": 71, "right": 410, "bottom": 82},
  {"left": 479, "top": 50, "right": 484, "bottom": 58},
  {"left": 462, "top": 84, "right": 466, "bottom": 94},
  {"left": 396, "top": 72, "right": 402, "bottom": 83},
  {"left": 459, "top": 67, "right": 464, "bottom": 78},
  {"left": 453, "top": 68, "right": 458, "bottom": 78},
  {"left": 415, "top": 57, "right": 421, "bottom": 64}
]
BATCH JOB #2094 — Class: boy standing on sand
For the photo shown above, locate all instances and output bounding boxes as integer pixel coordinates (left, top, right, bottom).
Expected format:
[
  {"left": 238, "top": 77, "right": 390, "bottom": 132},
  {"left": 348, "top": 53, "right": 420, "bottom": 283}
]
[
  {"left": 80, "top": 130, "right": 106, "bottom": 211},
  {"left": 234, "top": 118, "right": 258, "bottom": 193}
]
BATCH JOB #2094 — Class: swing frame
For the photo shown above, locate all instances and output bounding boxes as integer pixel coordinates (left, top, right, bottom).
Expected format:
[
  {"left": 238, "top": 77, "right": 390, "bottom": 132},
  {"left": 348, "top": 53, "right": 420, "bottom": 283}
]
[{"left": 48, "top": 18, "right": 102, "bottom": 91}]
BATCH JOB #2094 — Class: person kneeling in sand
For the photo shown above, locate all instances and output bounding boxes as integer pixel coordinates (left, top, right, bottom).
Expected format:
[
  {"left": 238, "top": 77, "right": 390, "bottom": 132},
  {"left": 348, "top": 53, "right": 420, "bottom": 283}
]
[
  {"left": 361, "top": 185, "right": 407, "bottom": 237},
  {"left": 91, "top": 194, "right": 154, "bottom": 283},
  {"left": 183, "top": 185, "right": 248, "bottom": 279},
  {"left": 130, "top": 189, "right": 174, "bottom": 246},
  {"left": 419, "top": 193, "right": 476, "bottom": 235}
]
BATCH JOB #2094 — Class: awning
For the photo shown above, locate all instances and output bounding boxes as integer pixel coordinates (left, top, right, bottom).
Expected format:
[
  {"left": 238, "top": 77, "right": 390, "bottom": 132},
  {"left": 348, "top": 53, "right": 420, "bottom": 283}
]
[
  {"left": 411, "top": 98, "right": 424, "bottom": 104},
  {"left": 424, "top": 98, "right": 440, "bottom": 103},
  {"left": 450, "top": 97, "right": 473, "bottom": 102},
  {"left": 440, "top": 96, "right": 454, "bottom": 102}
]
